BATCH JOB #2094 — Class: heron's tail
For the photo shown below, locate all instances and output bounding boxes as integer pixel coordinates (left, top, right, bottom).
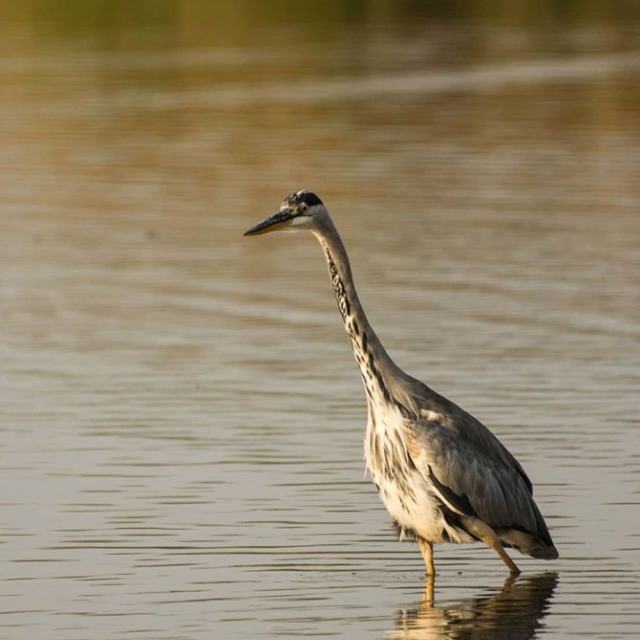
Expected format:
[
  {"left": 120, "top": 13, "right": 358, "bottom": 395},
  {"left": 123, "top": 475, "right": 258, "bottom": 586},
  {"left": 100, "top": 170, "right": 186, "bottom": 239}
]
[
  {"left": 530, "top": 544, "right": 559, "bottom": 560},
  {"left": 498, "top": 528, "right": 559, "bottom": 560}
]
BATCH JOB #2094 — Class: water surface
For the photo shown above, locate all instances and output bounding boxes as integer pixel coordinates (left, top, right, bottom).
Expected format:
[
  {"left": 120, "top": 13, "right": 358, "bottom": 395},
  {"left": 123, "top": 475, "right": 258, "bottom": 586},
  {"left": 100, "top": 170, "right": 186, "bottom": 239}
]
[{"left": 1, "top": 4, "right": 640, "bottom": 639}]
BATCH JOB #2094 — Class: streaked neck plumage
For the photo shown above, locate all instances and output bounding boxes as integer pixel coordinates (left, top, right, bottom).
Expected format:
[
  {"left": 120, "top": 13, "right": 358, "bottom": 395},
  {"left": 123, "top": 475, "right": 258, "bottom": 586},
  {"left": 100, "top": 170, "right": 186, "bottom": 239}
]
[{"left": 312, "top": 214, "right": 419, "bottom": 417}]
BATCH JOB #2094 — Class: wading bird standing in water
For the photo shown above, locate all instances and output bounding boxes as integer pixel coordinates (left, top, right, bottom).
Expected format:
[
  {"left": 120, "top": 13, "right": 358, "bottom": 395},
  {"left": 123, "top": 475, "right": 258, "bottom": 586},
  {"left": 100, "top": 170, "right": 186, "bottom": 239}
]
[{"left": 244, "top": 190, "right": 558, "bottom": 576}]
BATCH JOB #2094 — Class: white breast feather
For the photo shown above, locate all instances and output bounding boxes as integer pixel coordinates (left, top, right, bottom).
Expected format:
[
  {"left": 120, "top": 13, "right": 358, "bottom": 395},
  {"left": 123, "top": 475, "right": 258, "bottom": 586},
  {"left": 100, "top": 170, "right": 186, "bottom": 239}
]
[{"left": 364, "top": 403, "right": 474, "bottom": 545}]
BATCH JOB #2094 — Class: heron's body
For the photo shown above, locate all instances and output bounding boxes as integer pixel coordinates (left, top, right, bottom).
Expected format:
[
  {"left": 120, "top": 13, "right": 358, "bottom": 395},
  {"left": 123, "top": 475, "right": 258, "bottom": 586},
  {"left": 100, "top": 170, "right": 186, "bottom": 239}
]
[{"left": 245, "top": 190, "right": 558, "bottom": 576}]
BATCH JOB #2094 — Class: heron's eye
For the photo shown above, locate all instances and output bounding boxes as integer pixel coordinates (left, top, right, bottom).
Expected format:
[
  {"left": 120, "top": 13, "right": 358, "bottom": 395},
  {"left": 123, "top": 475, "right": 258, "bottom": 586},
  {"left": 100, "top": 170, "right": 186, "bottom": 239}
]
[{"left": 300, "top": 203, "right": 308, "bottom": 213}]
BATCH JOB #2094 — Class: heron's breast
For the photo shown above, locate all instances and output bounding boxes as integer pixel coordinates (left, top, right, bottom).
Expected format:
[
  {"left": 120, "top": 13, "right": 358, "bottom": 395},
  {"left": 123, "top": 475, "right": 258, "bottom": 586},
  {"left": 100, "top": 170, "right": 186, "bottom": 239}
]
[{"left": 364, "top": 406, "right": 445, "bottom": 540}]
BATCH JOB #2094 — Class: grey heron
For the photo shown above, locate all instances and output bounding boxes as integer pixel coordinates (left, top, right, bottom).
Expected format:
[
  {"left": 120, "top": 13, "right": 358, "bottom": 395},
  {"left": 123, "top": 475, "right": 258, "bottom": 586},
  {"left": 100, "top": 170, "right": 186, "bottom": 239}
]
[{"left": 244, "top": 190, "right": 558, "bottom": 576}]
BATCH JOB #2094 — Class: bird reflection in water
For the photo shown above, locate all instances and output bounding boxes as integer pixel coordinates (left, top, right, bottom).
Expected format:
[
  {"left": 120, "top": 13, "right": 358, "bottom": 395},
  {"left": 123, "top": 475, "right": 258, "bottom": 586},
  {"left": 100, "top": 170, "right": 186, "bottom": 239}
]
[{"left": 391, "top": 572, "right": 558, "bottom": 640}]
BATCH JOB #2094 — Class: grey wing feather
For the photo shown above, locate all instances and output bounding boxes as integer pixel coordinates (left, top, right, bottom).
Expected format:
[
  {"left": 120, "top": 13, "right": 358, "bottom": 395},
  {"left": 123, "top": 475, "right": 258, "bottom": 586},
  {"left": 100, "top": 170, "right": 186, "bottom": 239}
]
[{"left": 409, "top": 416, "right": 548, "bottom": 538}]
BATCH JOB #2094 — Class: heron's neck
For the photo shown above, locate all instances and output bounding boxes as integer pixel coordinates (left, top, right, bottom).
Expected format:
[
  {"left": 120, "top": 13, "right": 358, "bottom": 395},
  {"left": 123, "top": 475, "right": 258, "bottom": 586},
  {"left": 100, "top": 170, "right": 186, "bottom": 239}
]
[{"left": 313, "top": 218, "right": 406, "bottom": 411}]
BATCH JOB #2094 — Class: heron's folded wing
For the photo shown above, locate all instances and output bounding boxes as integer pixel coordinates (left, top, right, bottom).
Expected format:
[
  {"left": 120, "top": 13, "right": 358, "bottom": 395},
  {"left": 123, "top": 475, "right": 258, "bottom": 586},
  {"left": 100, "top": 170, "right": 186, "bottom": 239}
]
[{"left": 407, "top": 419, "right": 539, "bottom": 532}]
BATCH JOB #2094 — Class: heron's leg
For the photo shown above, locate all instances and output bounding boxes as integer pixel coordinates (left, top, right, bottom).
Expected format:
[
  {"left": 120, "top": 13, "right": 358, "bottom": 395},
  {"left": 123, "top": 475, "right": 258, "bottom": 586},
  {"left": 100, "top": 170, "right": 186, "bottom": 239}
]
[
  {"left": 460, "top": 516, "right": 521, "bottom": 576},
  {"left": 417, "top": 538, "right": 435, "bottom": 577},
  {"left": 420, "top": 572, "right": 435, "bottom": 607}
]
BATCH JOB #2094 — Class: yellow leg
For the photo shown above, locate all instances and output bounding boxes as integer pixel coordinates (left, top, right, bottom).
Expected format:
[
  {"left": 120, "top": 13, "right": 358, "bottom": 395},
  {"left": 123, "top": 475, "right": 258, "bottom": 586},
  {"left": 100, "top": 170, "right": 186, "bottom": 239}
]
[
  {"left": 461, "top": 516, "right": 521, "bottom": 575},
  {"left": 417, "top": 538, "right": 435, "bottom": 577},
  {"left": 420, "top": 572, "right": 435, "bottom": 607}
]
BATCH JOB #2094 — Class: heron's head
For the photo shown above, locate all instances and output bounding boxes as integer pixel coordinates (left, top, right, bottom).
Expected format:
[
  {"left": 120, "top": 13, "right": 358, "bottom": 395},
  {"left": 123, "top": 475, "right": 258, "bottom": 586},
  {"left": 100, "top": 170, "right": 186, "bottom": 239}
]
[{"left": 244, "top": 190, "right": 327, "bottom": 237}]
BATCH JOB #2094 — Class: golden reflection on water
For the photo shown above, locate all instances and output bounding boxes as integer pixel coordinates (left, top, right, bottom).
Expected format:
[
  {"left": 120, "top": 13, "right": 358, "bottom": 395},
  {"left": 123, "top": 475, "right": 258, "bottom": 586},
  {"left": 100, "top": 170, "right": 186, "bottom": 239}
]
[
  {"left": 392, "top": 573, "right": 558, "bottom": 640},
  {"left": 0, "top": 3, "right": 639, "bottom": 640}
]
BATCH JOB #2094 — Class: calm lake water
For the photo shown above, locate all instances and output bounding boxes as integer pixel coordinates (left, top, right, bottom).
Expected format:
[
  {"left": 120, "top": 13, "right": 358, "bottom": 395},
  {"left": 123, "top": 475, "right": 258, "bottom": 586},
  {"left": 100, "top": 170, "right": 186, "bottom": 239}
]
[{"left": 1, "top": 3, "right": 640, "bottom": 639}]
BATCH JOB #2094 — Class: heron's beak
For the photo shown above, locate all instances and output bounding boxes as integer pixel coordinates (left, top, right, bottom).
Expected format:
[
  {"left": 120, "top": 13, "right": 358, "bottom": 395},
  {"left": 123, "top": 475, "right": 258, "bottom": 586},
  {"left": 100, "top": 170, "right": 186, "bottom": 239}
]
[{"left": 243, "top": 209, "right": 295, "bottom": 236}]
